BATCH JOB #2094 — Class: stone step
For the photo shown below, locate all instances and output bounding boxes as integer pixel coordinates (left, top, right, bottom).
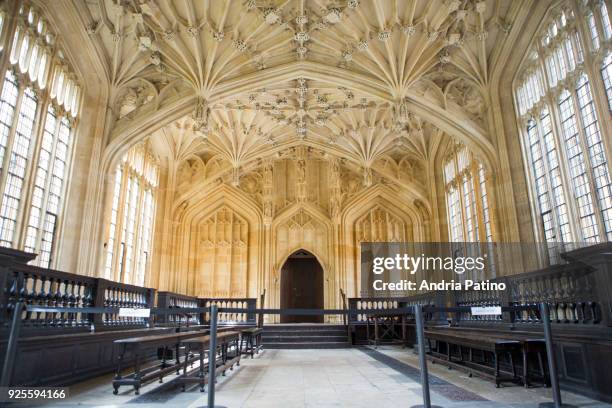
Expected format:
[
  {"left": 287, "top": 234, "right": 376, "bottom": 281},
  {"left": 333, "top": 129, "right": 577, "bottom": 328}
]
[
  {"left": 263, "top": 324, "right": 346, "bottom": 331},
  {"left": 262, "top": 334, "right": 348, "bottom": 343},
  {"left": 264, "top": 341, "right": 350, "bottom": 349},
  {"left": 261, "top": 324, "right": 350, "bottom": 349},
  {"left": 263, "top": 330, "right": 347, "bottom": 337}
]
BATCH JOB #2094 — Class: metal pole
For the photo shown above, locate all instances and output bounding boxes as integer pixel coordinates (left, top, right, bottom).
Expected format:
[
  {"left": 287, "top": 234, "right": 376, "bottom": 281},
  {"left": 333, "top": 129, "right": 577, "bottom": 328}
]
[
  {"left": 415, "top": 304, "right": 431, "bottom": 408},
  {"left": 207, "top": 304, "right": 218, "bottom": 408},
  {"left": 1, "top": 302, "right": 23, "bottom": 387},
  {"left": 540, "top": 302, "right": 562, "bottom": 408}
]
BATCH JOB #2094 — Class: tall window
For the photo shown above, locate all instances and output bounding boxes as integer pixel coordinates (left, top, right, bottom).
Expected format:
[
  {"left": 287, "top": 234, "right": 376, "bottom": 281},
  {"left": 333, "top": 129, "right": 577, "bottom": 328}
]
[
  {"left": 0, "top": 87, "right": 38, "bottom": 246},
  {"left": 24, "top": 107, "right": 73, "bottom": 267},
  {"left": 443, "top": 144, "right": 494, "bottom": 243},
  {"left": 515, "top": 2, "right": 612, "bottom": 248},
  {"left": 0, "top": 3, "right": 80, "bottom": 266},
  {"left": 104, "top": 143, "right": 158, "bottom": 286}
]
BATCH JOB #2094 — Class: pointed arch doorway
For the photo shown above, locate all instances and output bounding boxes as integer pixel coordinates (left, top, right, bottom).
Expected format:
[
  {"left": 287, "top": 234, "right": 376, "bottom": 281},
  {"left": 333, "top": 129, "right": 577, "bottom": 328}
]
[{"left": 280, "top": 249, "right": 324, "bottom": 323}]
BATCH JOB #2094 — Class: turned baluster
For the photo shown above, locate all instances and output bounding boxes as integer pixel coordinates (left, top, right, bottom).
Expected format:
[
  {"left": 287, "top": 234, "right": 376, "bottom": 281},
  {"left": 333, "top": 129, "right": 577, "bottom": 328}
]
[
  {"left": 588, "top": 301, "right": 601, "bottom": 323},
  {"left": 74, "top": 282, "right": 83, "bottom": 326},
  {"left": 60, "top": 279, "right": 69, "bottom": 326},
  {"left": 103, "top": 288, "right": 111, "bottom": 324},
  {"left": 5, "top": 274, "right": 18, "bottom": 319},
  {"left": 82, "top": 284, "right": 93, "bottom": 325},
  {"left": 37, "top": 276, "right": 48, "bottom": 325},
  {"left": 68, "top": 280, "right": 77, "bottom": 326},
  {"left": 24, "top": 275, "right": 35, "bottom": 323},
  {"left": 52, "top": 279, "right": 62, "bottom": 326}
]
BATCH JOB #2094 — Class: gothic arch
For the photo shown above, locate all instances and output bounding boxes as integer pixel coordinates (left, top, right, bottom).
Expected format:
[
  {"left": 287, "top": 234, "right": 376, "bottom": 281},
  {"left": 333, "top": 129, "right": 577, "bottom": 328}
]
[
  {"left": 163, "top": 184, "right": 263, "bottom": 296},
  {"left": 267, "top": 202, "right": 335, "bottom": 319},
  {"left": 340, "top": 185, "right": 428, "bottom": 296}
]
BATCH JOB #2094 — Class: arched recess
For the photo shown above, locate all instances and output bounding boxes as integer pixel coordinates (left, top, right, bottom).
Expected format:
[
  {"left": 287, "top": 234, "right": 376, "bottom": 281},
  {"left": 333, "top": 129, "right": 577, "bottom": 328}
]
[
  {"left": 268, "top": 202, "right": 334, "bottom": 321},
  {"left": 341, "top": 185, "right": 429, "bottom": 297},
  {"left": 162, "top": 184, "right": 263, "bottom": 297}
]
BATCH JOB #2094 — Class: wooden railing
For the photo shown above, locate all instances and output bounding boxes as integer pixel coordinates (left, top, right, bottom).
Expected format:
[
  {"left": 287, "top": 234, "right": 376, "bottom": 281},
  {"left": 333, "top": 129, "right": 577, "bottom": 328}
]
[
  {"left": 200, "top": 298, "right": 256, "bottom": 324},
  {"left": 348, "top": 291, "right": 445, "bottom": 323},
  {"left": 348, "top": 243, "right": 612, "bottom": 328},
  {"left": 96, "top": 279, "right": 155, "bottom": 328},
  {"left": 156, "top": 291, "right": 201, "bottom": 325},
  {"left": 0, "top": 260, "right": 155, "bottom": 334},
  {"left": 0, "top": 263, "right": 98, "bottom": 330}
]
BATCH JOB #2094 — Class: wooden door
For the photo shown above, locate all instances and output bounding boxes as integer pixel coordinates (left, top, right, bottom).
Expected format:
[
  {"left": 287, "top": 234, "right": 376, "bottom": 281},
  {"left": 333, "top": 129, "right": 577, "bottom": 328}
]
[{"left": 280, "top": 251, "right": 324, "bottom": 323}]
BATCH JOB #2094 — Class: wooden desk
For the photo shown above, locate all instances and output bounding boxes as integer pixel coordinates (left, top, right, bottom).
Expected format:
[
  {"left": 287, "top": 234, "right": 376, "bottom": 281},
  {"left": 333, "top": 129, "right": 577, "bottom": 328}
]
[
  {"left": 240, "top": 327, "right": 263, "bottom": 358},
  {"left": 425, "top": 328, "right": 522, "bottom": 387},
  {"left": 112, "top": 330, "right": 205, "bottom": 394},
  {"left": 178, "top": 331, "right": 241, "bottom": 392}
]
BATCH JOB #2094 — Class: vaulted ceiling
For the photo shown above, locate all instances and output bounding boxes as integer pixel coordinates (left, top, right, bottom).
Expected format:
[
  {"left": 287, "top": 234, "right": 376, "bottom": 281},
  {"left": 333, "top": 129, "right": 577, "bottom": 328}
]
[{"left": 79, "top": 0, "right": 524, "bottom": 197}]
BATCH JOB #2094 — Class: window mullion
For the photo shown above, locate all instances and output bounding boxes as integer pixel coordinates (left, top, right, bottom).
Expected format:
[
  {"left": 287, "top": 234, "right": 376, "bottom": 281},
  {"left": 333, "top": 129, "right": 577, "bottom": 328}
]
[
  {"left": 112, "top": 164, "right": 129, "bottom": 282},
  {"left": 32, "top": 108, "right": 60, "bottom": 258},
  {"left": 130, "top": 175, "right": 146, "bottom": 285},
  {"left": 456, "top": 172, "right": 469, "bottom": 242},
  {"left": 547, "top": 95, "right": 583, "bottom": 241},
  {"left": 482, "top": 169, "right": 498, "bottom": 241},
  {"left": 535, "top": 113, "right": 565, "bottom": 242},
  {"left": 471, "top": 161, "right": 487, "bottom": 242}
]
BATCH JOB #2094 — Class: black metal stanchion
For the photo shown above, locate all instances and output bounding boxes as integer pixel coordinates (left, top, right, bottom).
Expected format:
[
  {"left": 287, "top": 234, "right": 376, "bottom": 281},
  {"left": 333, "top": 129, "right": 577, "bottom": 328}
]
[
  {"left": 411, "top": 305, "right": 441, "bottom": 408},
  {"left": 1, "top": 301, "right": 23, "bottom": 387},
  {"left": 207, "top": 304, "right": 225, "bottom": 408},
  {"left": 538, "top": 303, "right": 575, "bottom": 408}
]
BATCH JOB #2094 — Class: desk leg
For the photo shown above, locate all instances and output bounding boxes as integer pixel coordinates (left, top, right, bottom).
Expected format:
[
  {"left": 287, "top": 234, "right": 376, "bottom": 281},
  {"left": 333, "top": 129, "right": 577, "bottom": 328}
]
[
  {"left": 199, "top": 344, "right": 205, "bottom": 392},
  {"left": 468, "top": 347, "right": 473, "bottom": 377},
  {"left": 113, "top": 344, "right": 126, "bottom": 395},
  {"left": 222, "top": 343, "right": 227, "bottom": 376},
  {"left": 494, "top": 352, "right": 500, "bottom": 388},
  {"left": 401, "top": 316, "right": 407, "bottom": 348},
  {"left": 236, "top": 338, "right": 241, "bottom": 366},
  {"left": 523, "top": 350, "right": 529, "bottom": 388},
  {"left": 175, "top": 342, "right": 181, "bottom": 375},
  {"left": 537, "top": 351, "right": 550, "bottom": 387},
  {"left": 374, "top": 318, "right": 379, "bottom": 348},
  {"left": 183, "top": 344, "right": 190, "bottom": 375},
  {"left": 134, "top": 345, "right": 141, "bottom": 395}
]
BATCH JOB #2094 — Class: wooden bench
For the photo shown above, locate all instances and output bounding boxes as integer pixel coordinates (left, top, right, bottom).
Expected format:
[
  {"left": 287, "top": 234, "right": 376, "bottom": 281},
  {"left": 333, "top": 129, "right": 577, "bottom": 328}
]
[
  {"left": 433, "top": 326, "right": 550, "bottom": 388},
  {"left": 424, "top": 327, "right": 522, "bottom": 387},
  {"left": 240, "top": 327, "right": 263, "bottom": 358},
  {"left": 178, "top": 331, "right": 241, "bottom": 392},
  {"left": 112, "top": 330, "right": 205, "bottom": 394}
]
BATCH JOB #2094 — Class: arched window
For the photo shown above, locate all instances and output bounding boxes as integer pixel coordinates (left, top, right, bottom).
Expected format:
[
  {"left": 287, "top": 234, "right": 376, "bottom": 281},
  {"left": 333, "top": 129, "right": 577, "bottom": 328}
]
[
  {"left": 514, "top": 2, "right": 612, "bottom": 253},
  {"left": 104, "top": 142, "right": 158, "bottom": 286},
  {"left": 0, "top": 3, "right": 81, "bottom": 267},
  {"left": 443, "top": 144, "right": 494, "bottom": 243}
]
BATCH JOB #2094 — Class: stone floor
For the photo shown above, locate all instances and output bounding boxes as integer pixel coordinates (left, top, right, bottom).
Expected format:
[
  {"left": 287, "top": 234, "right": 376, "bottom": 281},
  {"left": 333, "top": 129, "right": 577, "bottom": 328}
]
[{"left": 36, "top": 346, "right": 611, "bottom": 408}]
